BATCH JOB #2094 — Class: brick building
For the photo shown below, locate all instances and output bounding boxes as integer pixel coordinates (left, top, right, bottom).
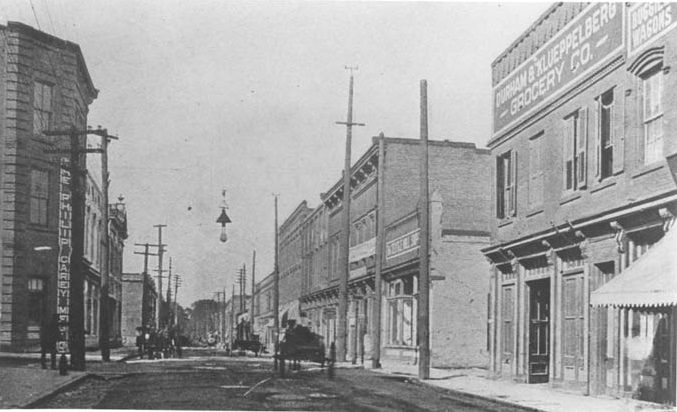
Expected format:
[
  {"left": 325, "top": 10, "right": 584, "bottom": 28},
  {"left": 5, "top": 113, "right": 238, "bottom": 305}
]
[
  {"left": 253, "top": 271, "right": 275, "bottom": 349},
  {"left": 121, "top": 272, "right": 156, "bottom": 346},
  {"left": 300, "top": 136, "right": 491, "bottom": 367},
  {"left": 483, "top": 3, "right": 676, "bottom": 405},
  {"left": 0, "top": 22, "right": 97, "bottom": 351}
]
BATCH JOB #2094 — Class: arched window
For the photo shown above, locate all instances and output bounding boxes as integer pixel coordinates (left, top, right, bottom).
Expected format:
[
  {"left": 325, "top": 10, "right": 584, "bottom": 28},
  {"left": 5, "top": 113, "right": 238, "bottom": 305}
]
[{"left": 628, "top": 46, "right": 666, "bottom": 165}]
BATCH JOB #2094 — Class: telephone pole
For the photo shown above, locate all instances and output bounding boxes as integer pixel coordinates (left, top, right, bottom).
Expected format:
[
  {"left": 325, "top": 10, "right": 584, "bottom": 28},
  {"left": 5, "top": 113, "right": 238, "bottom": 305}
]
[
  {"left": 44, "top": 126, "right": 118, "bottom": 370},
  {"left": 273, "top": 194, "right": 280, "bottom": 370},
  {"left": 335, "top": 66, "right": 365, "bottom": 361},
  {"left": 173, "top": 273, "right": 181, "bottom": 325},
  {"left": 133, "top": 243, "right": 157, "bottom": 277},
  {"left": 418, "top": 80, "right": 431, "bottom": 379},
  {"left": 250, "top": 250, "right": 256, "bottom": 333},
  {"left": 154, "top": 224, "right": 167, "bottom": 327},
  {"left": 166, "top": 258, "right": 173, "bottom": 324}
]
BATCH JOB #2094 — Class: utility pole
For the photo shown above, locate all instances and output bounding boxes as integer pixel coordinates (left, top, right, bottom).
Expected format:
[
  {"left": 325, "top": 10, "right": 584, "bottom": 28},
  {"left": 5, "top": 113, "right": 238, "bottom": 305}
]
[
  {"left": 250, "top": 250, "right": 256, "bottom": 336},
  {"left": 335, "top": 66, "right": 365, "bottom": 361},
  {"left": 166, "top": 258, "right": 173, "bottom": 325},
  {"left": 273, "top": 194, "right": 280, "bottom": 370},
  {"left": 418, "top": 80, "right": 431, "bottom": 379},
  {"left": 372, "top": 132, "right": 386, "bottom": 369},
  {"left": 133, "top": 243, "right": 157, "bottom": 277},
  {"left": 231, "top": 284, "right": 236, "bottom": 352},
  {"left": 91, "top": 126, "right": 118, "bottom": 362},
  {"left": 240, "top": 264, "right": 247, "bottom": 315},
  {"left": 173, "top": 273, "right": 181, "bottom": 326},
  {"left": 44, "top": 126, "right": 117, "bottom": 370},
  {"left": 154, "top": 224, "right": 167, "bottom": 327}
]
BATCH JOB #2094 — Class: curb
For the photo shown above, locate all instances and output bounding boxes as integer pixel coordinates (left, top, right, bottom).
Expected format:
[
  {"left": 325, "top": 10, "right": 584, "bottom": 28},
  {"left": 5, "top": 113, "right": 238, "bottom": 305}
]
[
  {"left": 20, "top": 373, "right": 89, "bottom": 409},
  {"left": 370, "top": 369, "right": 542, "bottom": 412}
]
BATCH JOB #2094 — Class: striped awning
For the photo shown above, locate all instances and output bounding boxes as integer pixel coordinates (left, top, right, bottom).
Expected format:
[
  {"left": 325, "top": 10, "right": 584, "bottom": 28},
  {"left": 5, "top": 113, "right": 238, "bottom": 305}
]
[{"left": 590, "top": 226, "right": 677, "bottom": 308}]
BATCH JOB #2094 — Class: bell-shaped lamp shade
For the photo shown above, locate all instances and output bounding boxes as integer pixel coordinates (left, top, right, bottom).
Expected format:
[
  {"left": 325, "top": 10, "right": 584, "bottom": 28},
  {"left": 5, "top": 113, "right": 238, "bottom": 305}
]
[{"left": 216, "top": 207, "right": 231, "bottom": 243}]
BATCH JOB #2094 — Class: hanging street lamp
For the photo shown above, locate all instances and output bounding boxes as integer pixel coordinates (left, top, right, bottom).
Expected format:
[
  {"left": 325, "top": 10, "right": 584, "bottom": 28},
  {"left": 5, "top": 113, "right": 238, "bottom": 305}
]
[{"left": 217, "top": 190, "right": 232, "bottom": 243}]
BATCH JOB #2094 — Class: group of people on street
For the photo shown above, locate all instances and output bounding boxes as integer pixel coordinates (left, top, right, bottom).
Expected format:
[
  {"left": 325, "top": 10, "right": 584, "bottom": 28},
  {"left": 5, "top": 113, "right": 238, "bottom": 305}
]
[{"left": 135, "top": 325, "right": 182, "bottom": 359}]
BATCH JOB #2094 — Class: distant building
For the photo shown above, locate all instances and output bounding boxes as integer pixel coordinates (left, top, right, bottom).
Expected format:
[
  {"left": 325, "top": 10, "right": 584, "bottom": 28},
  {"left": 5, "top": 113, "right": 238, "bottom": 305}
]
[
  {"left": 302, "top": 136, "right": 491, "bottom": 367},
  {"left": 0, "top": 22, "right": 97, "bottom": 351},
  {"left": 253, "top": 271, "right": 275, "bottom": 349},
  {"left": 121, "top": 273, "right": 157, "bottom": 346},
  {"left": 483, "top": 3, "right": 676, "bottom": 405}
]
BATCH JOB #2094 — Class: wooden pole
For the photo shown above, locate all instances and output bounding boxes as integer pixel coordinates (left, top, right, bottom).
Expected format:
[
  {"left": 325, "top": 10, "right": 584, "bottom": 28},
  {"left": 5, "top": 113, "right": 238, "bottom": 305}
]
[
  {"left": 273, "top": 194, "right": 280, "bottom": 368},
  {"left": 372, "top": 133, "right": 386, "bottom": 369},
  {"left": 417, "top": 80, "right": 430, "bottom": 379},
  {"left": 335, "top": 67, "right": 365, "bottom": 362}
]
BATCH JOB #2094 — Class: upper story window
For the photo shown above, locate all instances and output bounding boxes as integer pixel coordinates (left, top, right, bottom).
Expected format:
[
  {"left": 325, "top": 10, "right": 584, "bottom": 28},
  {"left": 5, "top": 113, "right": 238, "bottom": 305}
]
[
  {"left": 33, "top": 81, "right": 53, "bottom": 134},
  {"left": 496, "top": 150, "right": 517, "bottom": 219},
  {"left": 643, "top": 68, "right": 664, "bottom": 165},
  {"left": 597, "top": 90, "right": 614, "bottom": 180},
  {"left": 30, "top": 169, "right": 49, "bottom": 225},
  {"left": 528, "top": 134, "right": 543, "bottom": 209},
  {"left": 562, "top": 108, "right": 588, "bottom": 193}
]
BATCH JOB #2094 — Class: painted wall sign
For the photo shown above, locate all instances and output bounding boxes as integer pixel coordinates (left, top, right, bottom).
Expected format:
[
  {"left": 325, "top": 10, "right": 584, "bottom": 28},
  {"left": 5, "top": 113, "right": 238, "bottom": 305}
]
[
  {"left": 56, "top": 158, "right": 72, "bottom": 354},
  {"left": 627, "top": 3, "right": 676, "bottom": 56},
  {"left": 349, "top": 237, "right": 375, "bottom": 263},
  {"left": 493, "top": 2, "right": 624, "bottom": 134},
  {"left": 386, "top": 229, "right": 420, "bottom": 260},
  {"left": 349, "top": 265, "right": 367, "bottom": 280}
]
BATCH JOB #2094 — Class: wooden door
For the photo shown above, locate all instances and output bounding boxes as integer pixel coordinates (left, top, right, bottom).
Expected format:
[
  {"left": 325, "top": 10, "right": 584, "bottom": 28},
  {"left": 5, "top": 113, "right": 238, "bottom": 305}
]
[
  {"left": 562, "top": 273, "right": 585, "bottom": 382},
  {"left": 528, "top": 279, "right": 550, "bottom": 383}
]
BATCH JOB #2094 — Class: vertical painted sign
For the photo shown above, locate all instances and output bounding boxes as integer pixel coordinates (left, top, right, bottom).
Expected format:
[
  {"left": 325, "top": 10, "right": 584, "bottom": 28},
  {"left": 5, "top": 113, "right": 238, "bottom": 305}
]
[
  {"left": 56, "top": 158, "right": 72, "bottom": 354},
  {"left": 493, "top": 2, "right": 624, "bottom": 134},
  {"left": 627, "top": 3, "right": 677, "bottom": 56}
]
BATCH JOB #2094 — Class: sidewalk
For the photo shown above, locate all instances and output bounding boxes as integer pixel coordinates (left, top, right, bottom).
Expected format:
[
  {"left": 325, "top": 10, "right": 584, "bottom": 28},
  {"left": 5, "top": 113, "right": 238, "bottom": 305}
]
[
  {"left": 0, "top": 346, "right": 138, "bottom": 408},
  {"left": 367, "top": 362, "right": 676, "bottom": 412},
  {"left": 0, "top": 367, "right": 87, "bottom": 409}
]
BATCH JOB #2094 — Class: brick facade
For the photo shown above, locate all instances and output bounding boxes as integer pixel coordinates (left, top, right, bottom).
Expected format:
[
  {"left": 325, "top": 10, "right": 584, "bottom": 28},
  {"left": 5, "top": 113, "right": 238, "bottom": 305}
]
[
  {"left": 484, "top": 3, "right": 676, "bottom": 404},
  {"left": 294, "top": 136, "right": 491, "bottom": 368},
  {"left": 0, "top": 22, "right": 97, "bottom": 351}
]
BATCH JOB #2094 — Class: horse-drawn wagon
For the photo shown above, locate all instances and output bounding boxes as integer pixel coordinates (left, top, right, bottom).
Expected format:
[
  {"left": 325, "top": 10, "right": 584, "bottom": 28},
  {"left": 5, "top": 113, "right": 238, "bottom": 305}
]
[{"left": 274, "top": 322, "right": 335, "bottom": 377}]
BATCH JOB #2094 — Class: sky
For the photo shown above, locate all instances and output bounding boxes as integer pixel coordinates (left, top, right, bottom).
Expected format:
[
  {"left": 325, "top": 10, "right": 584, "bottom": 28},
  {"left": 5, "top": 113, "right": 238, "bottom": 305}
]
[{"left": 1, "top": 0, "right": 550, "bottom": 307}]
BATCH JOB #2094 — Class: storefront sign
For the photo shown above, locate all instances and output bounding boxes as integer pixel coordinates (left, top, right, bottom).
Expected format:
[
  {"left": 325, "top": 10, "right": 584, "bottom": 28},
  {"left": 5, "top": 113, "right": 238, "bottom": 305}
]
[
  {"left": 386, "top": 229, "right": 420, "bottom": 260},
  {"left": 56, "top": 158, "right": 72, "bottom": 354},
  {"left": 349, "top": 237, "right": 375, "bottom": 263},
  {"left": 627, "top": 3, "right": 676, "bottom": 55},
  {"left": 493, "top": 2, "right": 623, "bottom": 134},
  {"left": 349, "top": 265, "right": 367, "bottom": 280}
]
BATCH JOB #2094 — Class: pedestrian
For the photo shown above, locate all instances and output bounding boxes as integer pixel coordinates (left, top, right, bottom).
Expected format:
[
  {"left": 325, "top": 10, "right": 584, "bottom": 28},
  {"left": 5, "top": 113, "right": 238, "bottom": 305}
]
[
  {"left": 136, "top": 327, "right": 145, "bottom": 359},
  {"left": 40, "top": 314, "right": 58, "bottom": 370}
]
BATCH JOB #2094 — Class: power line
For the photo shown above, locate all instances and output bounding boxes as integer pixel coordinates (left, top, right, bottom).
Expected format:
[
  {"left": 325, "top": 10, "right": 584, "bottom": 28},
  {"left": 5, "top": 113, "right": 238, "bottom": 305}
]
[{"left": 28, "top": 0, "right": 42, "bottom": 30}]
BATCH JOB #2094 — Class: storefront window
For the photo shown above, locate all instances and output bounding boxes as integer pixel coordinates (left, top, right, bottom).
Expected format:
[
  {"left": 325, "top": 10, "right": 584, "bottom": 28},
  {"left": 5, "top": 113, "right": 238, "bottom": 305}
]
[{"left": 386, "top": 279, "right": 415, "bottom": 346}]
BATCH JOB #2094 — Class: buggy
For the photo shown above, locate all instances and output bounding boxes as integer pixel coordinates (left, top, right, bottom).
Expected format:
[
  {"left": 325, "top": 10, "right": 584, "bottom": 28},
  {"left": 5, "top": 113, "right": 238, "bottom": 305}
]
[{"left": 274, "top": 324, "right": 335, "bottom": 377}]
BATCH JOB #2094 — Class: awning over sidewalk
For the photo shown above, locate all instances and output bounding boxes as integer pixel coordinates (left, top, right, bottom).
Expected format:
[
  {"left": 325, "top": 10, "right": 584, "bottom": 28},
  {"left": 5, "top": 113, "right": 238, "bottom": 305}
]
[{"left": 590, "top": 226, "right": 677, "bottom": 308}]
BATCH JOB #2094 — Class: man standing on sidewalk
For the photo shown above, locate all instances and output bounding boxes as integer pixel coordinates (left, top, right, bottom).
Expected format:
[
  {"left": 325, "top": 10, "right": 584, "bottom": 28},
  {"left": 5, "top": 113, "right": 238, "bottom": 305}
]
[{"left": 40, "top": 314, "right": 58, "bottom": 370}]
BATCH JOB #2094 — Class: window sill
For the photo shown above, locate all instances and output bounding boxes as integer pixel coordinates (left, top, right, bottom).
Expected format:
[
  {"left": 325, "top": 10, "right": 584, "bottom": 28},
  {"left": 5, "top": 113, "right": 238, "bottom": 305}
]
[
  {"left": 590, "top": 178, "right": 617, "bottom": 194},
  {"left": 525, "top": 208, "right": 544, "bottom": 218},
  {"left": 632, "top": 162, "right": 665, "bottom": 179},
  {"left": 559, "top": 192, "right": 582, "bottom": 206},
  {"left": 384, "top": 344, "right": 415, "bottom": 350},
  {"left": 497, "top": 218, "right": 514, "bottom": 228}
]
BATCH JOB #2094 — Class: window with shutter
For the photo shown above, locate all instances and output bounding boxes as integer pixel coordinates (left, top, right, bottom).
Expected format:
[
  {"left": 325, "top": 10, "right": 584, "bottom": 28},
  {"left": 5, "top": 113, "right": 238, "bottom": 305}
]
[
  {"left": 496, "top": 151, "right": 514, "bottom": 218},
  {"left": 597, "top": 90, "right": 614, "bottom": 180},
  {"left": 528, "top": 134, "right": 543, "bottom": 208},
  {"left": 562, "top": 116, "right": 575, "bottom": 191},
  {"left": 576, "top": 108, "right": 588, "bottom": 188},
  {"left": 509, "top": 150, "right": 518, "bottom": 216},
  {"left": 562, "top": 109, "right": 588, "bottom": 193}
]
